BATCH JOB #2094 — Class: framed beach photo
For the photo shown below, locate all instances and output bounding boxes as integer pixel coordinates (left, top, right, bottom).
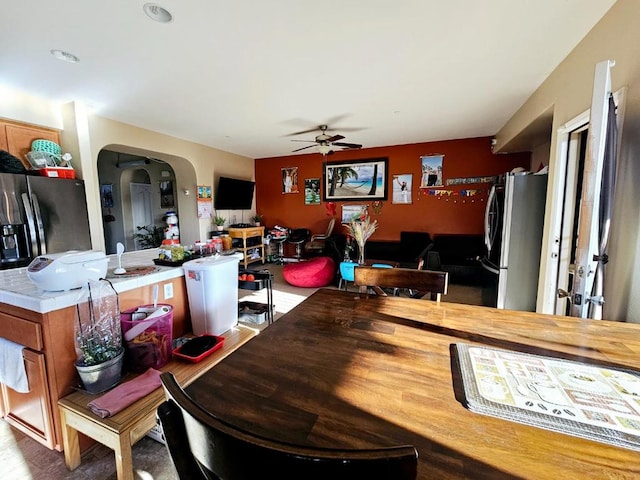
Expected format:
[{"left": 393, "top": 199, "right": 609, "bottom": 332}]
[{"left": 323, "top": 158, "right": 388, "bottom": 201}]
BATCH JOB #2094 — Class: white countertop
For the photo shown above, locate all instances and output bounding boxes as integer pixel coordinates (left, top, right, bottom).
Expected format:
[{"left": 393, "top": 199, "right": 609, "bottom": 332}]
[{"left": 0, "top": 250, "right": 185, "bottom": 314}]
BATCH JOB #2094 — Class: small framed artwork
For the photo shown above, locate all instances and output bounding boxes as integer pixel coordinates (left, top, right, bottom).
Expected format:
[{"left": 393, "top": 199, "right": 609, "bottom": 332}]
[
  {"left": 420, "top": 155, "right": 444, "bottom": 188},
  {"left": 304, "top": 178, "right": 321, "bottom": 205},
  {"left": 341, "top": 204, "right": 368, "bottom": 224},
  {"left": 197, "top": 185, "right": 212, "bottom": 199},
  {"left": 101, "top": 184, "right": 114, "bottom": 208},
  {"left": 282, "top": 167, "right": 299, "bottom": 194},
  {"left": 160, "top": 180, "right": 174, "bottom": 208},
  {"left": 324, "top": 158, "right": 388, "bottom": 201},
  {"left": 392, "top": 174, "right": 412, "bottom": 204}
]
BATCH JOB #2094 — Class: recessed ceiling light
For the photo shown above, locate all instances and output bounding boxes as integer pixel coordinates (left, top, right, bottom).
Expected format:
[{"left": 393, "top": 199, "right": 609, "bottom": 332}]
[
  {"left": 143, "top": 3, "right": 173, "bottom": 23},
  {"left": 50, "top": 49, "right": 79, "bottom": 63}
]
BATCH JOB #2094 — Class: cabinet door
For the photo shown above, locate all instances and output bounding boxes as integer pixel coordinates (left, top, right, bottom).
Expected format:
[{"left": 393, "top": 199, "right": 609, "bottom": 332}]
[
  {"left": 4, "top": 123, "right": 60, "bottom": 169},
  {"left": 0, "top": 124, "right": 8, "bottom": 152},
  {"left": 1, "top": 349, "right": 55, "bottom": 449}
]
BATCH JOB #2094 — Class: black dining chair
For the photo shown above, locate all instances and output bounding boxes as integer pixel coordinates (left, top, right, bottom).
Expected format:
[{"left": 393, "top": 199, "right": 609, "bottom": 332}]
[
  {"left": 157, "top": 372, "right": 418, "bottom": 480},
  {"left": 354, "top": 265, "right": 449, "bottom": 302}
]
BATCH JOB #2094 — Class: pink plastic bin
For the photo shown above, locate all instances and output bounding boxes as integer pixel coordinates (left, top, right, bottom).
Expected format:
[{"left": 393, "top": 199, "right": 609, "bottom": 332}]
[{"left": 121, "top": 304, "right": 173, "bottom": 372}]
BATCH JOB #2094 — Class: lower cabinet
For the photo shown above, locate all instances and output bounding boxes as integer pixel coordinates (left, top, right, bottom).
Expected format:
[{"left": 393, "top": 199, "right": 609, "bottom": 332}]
[{"left": 1, "top": 349, "right": 54, "bottom": 449}]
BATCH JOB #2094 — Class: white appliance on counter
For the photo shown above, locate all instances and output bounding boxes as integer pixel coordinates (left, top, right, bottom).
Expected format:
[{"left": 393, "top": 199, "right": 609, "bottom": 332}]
[
  {"left": 26, "top": 250, "right": 109, "bottom": 291},
  {"left": 480, "top": 172, "right": 548, "bottom": 311}
]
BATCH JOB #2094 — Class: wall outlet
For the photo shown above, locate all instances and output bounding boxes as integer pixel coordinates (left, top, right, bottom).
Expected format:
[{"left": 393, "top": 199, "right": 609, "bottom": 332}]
[{"left": 163, "top": 283, "right": 174, "bottom": 300}]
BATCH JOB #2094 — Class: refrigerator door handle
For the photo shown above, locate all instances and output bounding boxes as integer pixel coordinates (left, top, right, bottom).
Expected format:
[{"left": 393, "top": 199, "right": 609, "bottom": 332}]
[
  {"left": 31, "top": 193, "right": 47, "bottom": 255},
  {"left": 484, "top": 185, "right": 497, "bottom": 252},
  {"left": 21, "top": 193, "right": 38, "bottom": 257},
  {"left": 480, "top": 256, "right": 499, "bottom": 275}
]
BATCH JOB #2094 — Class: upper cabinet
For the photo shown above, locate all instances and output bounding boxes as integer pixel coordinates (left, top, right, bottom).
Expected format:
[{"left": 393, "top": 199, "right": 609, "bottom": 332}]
[{"left": 0, "top": 121, "right": 60, "bottom": 169}]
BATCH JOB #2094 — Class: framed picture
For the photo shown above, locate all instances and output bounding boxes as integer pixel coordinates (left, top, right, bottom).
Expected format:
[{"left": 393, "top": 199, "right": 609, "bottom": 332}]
[
  {"left": 392, "top": 174, "right": 413, "bottom": 204},
  {"left": 282, "top": 167, "right": 299, "bottom": 194},
  {"left": 341, "top": 204, "right": 368, "bottom": 224},
  {"left": 160, "top": 180, "right": 174, "bottom": 208},
  {"left": 101, "top": 184, "right": 114, "bottom": 208},
  {"left": 304, "top": 178, "right": 321, "bottom": 205},
  {"left": 420, "top": 155, "right": 444, "bottom": 188},
  {"left": 323, "top": 158, "right": 388, "bottom": 201}
]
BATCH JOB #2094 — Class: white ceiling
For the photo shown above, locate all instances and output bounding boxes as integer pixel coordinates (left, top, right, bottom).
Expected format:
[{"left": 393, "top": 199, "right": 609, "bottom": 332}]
[{"left": 0, "top": 1, "right": 616, "bottom": 159}]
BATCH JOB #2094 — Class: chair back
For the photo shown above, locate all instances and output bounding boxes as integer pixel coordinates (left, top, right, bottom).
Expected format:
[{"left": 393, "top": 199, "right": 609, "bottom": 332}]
[
  {"left": 325, "top": 217, "right": 336, "bottom": 237},
  {"left": 354, "top": 266, "right": 448, "bottom": 302},
  {"left": 158, "top": 372, "right": 418, "bottom": 480},
  {"left": 339, "top": 261, "right": 356, "bottom": 282}
]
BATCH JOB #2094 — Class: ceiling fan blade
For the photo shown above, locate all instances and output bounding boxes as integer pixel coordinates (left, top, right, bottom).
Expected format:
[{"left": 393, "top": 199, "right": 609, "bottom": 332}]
[
  {"left": 333, "top": 142, "right": 362, "bottom": 149},
  {"left": 290, "top": 139, "right": 316, "bottom": 143},
  {"left": 292, "top": 144, "right": 317, "bottom": 152},
  {"left": 326, "top": 134, "right": 345, "bottom": 142},
  {"left": 286, "top": 126, "right": 322, "bottom": 137}
]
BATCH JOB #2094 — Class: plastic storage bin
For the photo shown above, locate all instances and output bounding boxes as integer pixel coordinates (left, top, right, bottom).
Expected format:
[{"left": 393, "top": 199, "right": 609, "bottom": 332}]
[
  {"left": 183, "top": 255, "right": 240, "bottom": 336},
  {"left": 121, "top": 304, "right": 173, "bottom": 372}
]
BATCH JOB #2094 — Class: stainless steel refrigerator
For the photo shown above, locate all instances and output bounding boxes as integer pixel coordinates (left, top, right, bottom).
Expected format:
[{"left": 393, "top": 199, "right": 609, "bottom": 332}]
[
  {"left": 0, "top": 173, "right": 91, "bottom": 269},
  {"left": 480, "top": 172, "right": 548, "bottom": 311}
]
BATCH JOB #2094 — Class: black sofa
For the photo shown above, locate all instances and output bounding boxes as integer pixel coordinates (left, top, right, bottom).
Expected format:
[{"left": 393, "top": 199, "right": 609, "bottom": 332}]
[
  {"left": 430, "top": 234, "right": 486, "bottom": 284},
  {"left": 362, "top": 231, "right": 433, "bottom": 268}
]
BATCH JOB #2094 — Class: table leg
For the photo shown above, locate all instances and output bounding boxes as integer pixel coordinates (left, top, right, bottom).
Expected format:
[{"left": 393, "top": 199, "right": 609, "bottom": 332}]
[
  {"left": 114, "top": 434, "right": 134, "bottom": 480},
  {"left": 60, "top": 409, "right": 81, "bottom": 470}
]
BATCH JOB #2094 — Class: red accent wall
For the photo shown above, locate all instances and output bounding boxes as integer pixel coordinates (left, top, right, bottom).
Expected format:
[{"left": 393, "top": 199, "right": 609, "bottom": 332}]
[{"left": 255, "top": 137, "right": 530, "bottom": 241}]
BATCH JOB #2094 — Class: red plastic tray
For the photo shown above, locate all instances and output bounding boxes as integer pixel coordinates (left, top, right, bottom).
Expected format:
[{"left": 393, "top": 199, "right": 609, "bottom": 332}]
[{"left": 172, "top": 335, "right": 225, "bottom": 363}]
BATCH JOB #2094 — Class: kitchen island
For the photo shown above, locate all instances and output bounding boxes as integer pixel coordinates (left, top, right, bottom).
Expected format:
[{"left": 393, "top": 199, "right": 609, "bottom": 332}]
[{"left": 0, "top": 249, "right": 189, "bottom": 450}]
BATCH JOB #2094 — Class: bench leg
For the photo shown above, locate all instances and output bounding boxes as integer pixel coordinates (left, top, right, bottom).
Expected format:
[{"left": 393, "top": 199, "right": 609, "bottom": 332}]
[
  {"left": 60, "top": 409, "right": 81, "bottom": 470},
  {"left": 114, "top": 435, "right": 134, "bottom": 480}
]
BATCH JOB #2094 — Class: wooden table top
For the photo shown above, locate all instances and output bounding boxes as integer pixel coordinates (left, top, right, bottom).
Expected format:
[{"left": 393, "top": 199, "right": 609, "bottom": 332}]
[{"left": 186, "top": 289, "right": 640, "bottom": 479}]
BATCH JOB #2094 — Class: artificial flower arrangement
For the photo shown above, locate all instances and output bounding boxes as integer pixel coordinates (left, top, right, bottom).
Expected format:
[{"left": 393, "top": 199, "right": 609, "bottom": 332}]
[{"left": 345, "top": 210, "right": 378, "bottom": 264}]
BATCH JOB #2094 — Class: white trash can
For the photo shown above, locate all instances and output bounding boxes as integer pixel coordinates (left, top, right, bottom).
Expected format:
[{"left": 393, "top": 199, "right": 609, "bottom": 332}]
[{"left": 183, "top": 255, "right": 240, "bottom": 336}]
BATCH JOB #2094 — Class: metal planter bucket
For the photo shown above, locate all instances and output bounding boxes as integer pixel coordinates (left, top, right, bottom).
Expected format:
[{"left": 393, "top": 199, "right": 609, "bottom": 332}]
[{"left": 76, "top": 349, "right": 124, "bottom": 394}]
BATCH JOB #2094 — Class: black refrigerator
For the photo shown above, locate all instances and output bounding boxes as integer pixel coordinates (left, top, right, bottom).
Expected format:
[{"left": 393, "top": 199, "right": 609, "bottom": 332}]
[{"left": 0, "top": 173, "right": 91, "bottom": 269}]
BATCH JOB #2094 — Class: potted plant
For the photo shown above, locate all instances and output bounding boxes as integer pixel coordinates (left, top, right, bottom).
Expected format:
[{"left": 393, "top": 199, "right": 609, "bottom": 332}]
[
  {"left": 74, "top": 280, "right": 124, "bottom": 394},
  {"left": 213, "top": 215, "right": 226, "bottom": 231},
  {"left": 133, "top": 225, "right": 164, "bottom": 249},
  {"left": 251, "top": 214, "right": 262, "bottom": 226}
]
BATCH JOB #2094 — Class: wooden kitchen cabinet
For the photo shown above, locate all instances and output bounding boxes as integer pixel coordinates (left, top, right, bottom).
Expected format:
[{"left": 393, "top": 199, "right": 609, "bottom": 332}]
[
  {"left": 1, "top": 349, "right": 54, "bottom": 448},
  {"left": 0, "top": 120, "right": 60, "bottom": 169}
]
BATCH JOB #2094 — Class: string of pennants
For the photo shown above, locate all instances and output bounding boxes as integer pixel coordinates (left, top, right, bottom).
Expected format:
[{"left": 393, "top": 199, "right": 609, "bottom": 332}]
[{"left": 423, "top": 188, "right": 484, "bottom": 197}]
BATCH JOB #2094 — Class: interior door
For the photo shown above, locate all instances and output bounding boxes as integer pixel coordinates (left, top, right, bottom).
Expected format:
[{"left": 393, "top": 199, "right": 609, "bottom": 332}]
[
  {"left": 555, "top": 127, "right": 588, "bottom": 315},
  {"left": 130, "top": 183, "right": 153, "bottom": 250}
]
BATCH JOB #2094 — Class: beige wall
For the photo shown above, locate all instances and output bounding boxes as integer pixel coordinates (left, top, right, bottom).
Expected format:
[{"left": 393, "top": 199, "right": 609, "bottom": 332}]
[
  {"left": 495, "top": 0, "right": 640, "bottom": 322},
  {"left": 2, "top": 92, "right": 255, "bottom": 250}
]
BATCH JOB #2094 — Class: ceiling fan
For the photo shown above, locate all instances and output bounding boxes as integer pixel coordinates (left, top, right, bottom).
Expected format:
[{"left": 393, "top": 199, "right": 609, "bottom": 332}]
[{"left": 290, "top": 125, "right": 362, "bottom": 155}]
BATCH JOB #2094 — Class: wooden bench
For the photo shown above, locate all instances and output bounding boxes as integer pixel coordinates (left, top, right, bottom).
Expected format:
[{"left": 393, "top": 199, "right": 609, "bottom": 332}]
[{"left": 58, "top": 324, "right": 257, "bottom": 480}]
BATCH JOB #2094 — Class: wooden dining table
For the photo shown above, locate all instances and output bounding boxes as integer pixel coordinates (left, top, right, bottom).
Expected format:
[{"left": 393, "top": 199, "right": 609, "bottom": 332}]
[{"left": 185, "top": 288, "right": 640, "bottom": 479}]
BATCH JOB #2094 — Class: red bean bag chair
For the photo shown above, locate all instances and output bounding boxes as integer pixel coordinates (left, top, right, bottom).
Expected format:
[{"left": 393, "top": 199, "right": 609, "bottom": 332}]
[{"left": 282, "top": 256, "right": 335, "bottom": 288}]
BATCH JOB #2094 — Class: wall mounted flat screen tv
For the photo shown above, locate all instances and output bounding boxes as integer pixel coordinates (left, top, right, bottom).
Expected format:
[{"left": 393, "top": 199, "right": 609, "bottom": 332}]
[{"left": 214, "top": 176, "right": 255, "bottom": 210}]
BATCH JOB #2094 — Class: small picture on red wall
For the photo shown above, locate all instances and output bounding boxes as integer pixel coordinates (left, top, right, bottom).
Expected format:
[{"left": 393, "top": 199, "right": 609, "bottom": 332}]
[
  {"left": 282, "top": 167, "right": 299, "bottom": 194},
  {"left": 420, "top": 155, "right": 443, "bottom": 187},
  {"left": 392, "top": 174, "right": 412, "bottom": 204}
]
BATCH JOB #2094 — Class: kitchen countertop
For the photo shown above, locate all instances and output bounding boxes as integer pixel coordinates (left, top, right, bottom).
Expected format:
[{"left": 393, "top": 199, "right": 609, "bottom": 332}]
[{"left": 0, "top": 249, "right": 184, "bottom": 314}]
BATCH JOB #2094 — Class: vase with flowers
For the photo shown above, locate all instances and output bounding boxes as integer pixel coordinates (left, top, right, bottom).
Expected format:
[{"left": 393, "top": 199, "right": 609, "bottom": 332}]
[{"left": 345, "top": 211, "right": 378, "bottom": 265}]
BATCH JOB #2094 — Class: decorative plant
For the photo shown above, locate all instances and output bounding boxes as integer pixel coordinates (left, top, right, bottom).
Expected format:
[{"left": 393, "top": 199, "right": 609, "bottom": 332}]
[
  {"left": 213, "top": 215, "right": 226, "bottom": 227},
  {"left": 74, "top": 280, "right": 123, "bottom": 367},
  {"left": 345, "top": 211, "right": 378, "bottom": 264},
  {"left": 251, "top": 214, "right": 262, "bottom": 223},
  {"left": 133, "top": 225, "right": 164, "bottom": 249}
]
